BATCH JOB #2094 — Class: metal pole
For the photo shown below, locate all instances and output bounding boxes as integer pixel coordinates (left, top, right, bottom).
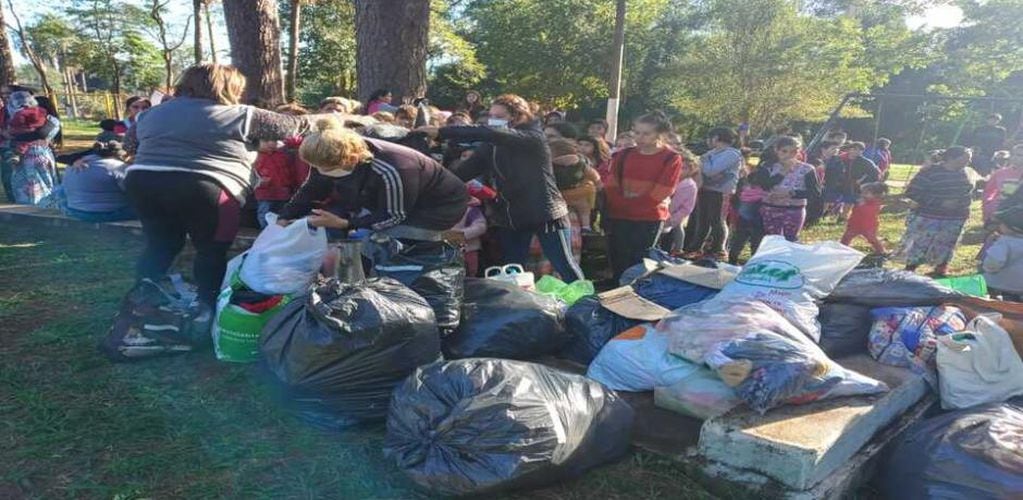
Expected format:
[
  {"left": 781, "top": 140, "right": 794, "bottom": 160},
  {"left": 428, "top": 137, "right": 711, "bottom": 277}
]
[
  {"left": 807, "top": 93, "right": 853, "bottom": 153},
  {"left": 605, "top": 0, "right": 626, "bottom": 143}
]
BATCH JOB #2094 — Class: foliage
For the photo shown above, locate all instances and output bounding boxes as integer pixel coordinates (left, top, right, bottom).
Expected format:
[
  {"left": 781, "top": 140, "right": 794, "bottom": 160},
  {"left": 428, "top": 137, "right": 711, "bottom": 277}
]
[
  {"left": 63, "top": 0, "right": 165, "bottom": 93},
  {"left": 281, "top": 0, "right": 358, "bottom": 105},
  {"left": 654, "top": 0, "right": 931, "bottom": 134},
  {"left": 463, "top": 0, "right": 671, "bottom": 109},
  {"left": 424, "top": 0, "right": 486, "bottom": 109}
]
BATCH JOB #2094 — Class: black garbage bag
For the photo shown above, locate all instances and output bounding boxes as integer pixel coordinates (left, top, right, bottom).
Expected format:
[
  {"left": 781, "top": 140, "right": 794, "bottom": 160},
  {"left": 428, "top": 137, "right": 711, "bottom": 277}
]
[
  {"left": 372, "top": 239, "right": 466, "bottom": 330},
  {"left": 632, "top": 273, "right": 718, "bottom": 310},
  {"left": 828, "top": 268, "right": 963, "bottom": 307},
  {"left": 260, "top": 278, "right": 440, "bottom": 430},
  {"left": 878, "top": 398, "right": 1023, "bottom": 498},
  {"left": 442, "top": 279, "right": 566, "bottom": 359},
  {"left": 818, "top": 303, "right": 874, "bottom": 358},
  {"left": 384, "top": 358, "right": 635, "bottom": 496},
  {"left": 560, "top": 295, "right": 644, "bottom": 365}
]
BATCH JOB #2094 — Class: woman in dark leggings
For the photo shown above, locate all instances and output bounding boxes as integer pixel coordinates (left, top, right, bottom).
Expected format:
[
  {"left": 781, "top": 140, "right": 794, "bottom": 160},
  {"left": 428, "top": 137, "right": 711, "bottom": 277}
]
[
  {"left": 683, "top": 127, "right": 743, "bottom": 260},
  {"left": 124, "top": 64, "right": 335, "bottom": 312}
]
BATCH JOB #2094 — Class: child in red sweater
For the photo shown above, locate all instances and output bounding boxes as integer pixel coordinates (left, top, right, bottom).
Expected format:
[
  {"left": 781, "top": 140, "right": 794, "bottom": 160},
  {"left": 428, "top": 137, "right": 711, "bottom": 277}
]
[
  {"left": 840, "top": 181, "right": 888, "bottom": 254},
  {"left": 254, "top": 137, "right": 310, "bottom": 228}
]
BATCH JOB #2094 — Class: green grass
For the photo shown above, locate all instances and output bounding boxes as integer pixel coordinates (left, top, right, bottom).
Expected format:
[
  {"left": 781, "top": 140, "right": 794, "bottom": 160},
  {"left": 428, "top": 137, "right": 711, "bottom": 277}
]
[{"left": 0, "top": 225, "right": 716, "bottom": 499}]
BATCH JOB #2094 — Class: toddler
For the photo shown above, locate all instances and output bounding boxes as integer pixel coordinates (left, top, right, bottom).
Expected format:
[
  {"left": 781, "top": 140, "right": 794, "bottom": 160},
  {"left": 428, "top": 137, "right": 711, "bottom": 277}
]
[
  {"left": 253, "top": 138, "right": 310, "bottom": 228},
  {"left": 840, "top": 181, "right": 889, "bottom": 254}
]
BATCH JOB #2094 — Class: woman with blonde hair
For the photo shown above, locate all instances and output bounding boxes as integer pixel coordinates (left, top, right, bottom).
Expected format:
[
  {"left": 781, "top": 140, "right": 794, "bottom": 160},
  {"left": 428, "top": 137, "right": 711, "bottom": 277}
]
[
  {"left": 278, "top": 117, "right": 467, "bottom": 242},
  {"left": 123, "top": 63, "right": 340, "bottom": 313}
]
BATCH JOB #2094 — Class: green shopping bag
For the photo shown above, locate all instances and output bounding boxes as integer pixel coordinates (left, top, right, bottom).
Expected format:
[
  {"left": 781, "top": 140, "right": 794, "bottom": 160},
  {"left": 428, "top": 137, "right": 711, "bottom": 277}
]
[
  {"left": 535, "top": 275, "right": 595, "bottom": 306},
  {"left": 213, "top": 261, "right": 291, "bottom": 363},
  {"left": 936, "top": 275, "right": 988, "bottom": 298}
]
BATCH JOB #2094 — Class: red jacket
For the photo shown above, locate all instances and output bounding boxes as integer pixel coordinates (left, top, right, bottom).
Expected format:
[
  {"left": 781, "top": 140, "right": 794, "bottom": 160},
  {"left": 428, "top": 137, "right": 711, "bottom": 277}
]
[
  {"left": 604, "top": 147, "right": 683, "bottom": 221},
  {"left": 254, "top": 141, "right": 311, "bottom": 201}
]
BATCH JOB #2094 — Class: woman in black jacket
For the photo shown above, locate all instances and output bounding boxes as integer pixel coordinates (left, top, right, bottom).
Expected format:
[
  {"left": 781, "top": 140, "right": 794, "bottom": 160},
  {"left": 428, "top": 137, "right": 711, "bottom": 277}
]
[
  {"left": 279, "top": 117, "right": 467, "bottom": 242},
  {"left": 418, "top": 94, "right": 585, "bottom": 282}
]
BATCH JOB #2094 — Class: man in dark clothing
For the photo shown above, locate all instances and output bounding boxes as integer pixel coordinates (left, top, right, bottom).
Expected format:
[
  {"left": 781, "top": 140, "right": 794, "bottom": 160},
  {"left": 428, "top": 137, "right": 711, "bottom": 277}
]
[{"left": 971, "top": 113, "right": 1008, "bottom": 176}]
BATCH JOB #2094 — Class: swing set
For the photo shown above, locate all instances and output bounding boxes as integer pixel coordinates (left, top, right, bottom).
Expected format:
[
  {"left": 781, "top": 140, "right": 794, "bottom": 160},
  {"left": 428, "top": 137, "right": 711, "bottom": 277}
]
[{"left": 808, "top": 92, "right": 1023, "bottom": 182}]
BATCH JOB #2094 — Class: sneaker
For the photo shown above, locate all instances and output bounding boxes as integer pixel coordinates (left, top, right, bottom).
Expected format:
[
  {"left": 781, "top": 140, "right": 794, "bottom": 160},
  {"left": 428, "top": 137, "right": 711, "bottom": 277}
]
[{"left": 681, "top": 251, "right": 703, "bottom": 260}]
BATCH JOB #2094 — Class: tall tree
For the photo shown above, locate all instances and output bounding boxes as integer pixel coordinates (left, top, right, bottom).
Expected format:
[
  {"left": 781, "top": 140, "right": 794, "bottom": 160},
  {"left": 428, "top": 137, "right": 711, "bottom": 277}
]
[
  {"left": 285, "top": 0, "right": 305, "bottom": 102},
  {"left": 354, "top": 0, "right": 430, "bottom": 103},
  {"left": 206, "top": 1, "right": 218, "bottom": 63},
  {"left": 0, "top": 2, "right": 15, "bottom": 86},
  {"left": 222, "top": 0, "right": 285, "bottom": 105},
  {"left": 144, "top": 0, "right": 192, "bottom": 90},
  {"left": 193, "top": 0, "right": 204, "bottom": 63},
  {"left": 6, "top": 0, "right": 54, "bottom": 97}
]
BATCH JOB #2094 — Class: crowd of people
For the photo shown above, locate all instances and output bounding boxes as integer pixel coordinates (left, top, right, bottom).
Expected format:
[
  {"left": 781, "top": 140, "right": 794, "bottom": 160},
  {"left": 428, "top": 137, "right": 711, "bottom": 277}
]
[{"left": 5, "top": 63, "right": 1023, "bottom": 307}]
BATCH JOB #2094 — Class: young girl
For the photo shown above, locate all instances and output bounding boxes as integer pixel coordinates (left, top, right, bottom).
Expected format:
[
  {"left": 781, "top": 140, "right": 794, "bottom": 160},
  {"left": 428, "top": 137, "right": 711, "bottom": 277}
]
[
  {"left": 840, "top": 181, "right": 889, "bottom": 255},
  {"left": 448, "top": 194, "right": 488, "bottom": 277},
  {"left": 660, "top": 148, "right": 700, "bottom": 254},
  {"left": 578, "top": 135, "right": 612, "bottom": 182},
  {"left": 604, "top": 111, "right": 683, "bottom": 280},
  {"left": 728, "top": 161, "right": 776, "bottom": 264},
  {"left": 896, "top": 147, "right": 974, "bottom": 277},
  {"left": 754, "top": 136, "right": 821, "bottom": 242},
  {"left": 253, "top": 104, "right": 311, "bottom": 227},
  {"left": 549, "top": 138, "right": 602, "bottom": 233},
  {"left": 614, "top": 131, "right": 636, "bottom": 152}
]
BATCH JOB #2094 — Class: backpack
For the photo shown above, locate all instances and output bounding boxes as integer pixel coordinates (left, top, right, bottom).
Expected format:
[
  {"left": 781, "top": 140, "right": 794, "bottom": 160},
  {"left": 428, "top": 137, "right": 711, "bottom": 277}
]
[{"left": 100, "top": 277, "right": 207, "bottom": 362}]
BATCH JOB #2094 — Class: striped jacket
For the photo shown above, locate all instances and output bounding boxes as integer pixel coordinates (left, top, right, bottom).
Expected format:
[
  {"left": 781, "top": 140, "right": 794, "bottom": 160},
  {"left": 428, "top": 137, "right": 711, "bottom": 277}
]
[{"left": 279, "top": 138, "right": 468, "bottom": 231}]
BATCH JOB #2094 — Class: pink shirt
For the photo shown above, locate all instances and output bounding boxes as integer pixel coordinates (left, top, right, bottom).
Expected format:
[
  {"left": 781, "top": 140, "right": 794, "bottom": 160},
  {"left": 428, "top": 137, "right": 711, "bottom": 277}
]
[
  {"left": 664, "top": 177, "right": 698, "bottom": 230},
  {"left": 983, "top": 167, "right": 1023, "bottom": 222}
]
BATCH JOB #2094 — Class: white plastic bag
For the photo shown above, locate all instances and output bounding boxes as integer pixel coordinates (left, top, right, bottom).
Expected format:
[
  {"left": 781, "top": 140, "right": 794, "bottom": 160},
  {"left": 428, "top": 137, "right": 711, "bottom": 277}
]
[
  {"left": 714, "top": 236, "right": 864, "bottom": 340},
  {"left": 484, "top": 264, "right": 536, "bottom": 291},
  {"left": 239, "top": 213, "right": 327, "bottom": 295},
  {"left": 587, "top": 324, "right": 701, "bottom": 392},
  {"left": 654, "top": 367, "right": 741, "bottom": 420},
  {"left": 937, "top": 314, "right": 1023, "bottom": 410}
]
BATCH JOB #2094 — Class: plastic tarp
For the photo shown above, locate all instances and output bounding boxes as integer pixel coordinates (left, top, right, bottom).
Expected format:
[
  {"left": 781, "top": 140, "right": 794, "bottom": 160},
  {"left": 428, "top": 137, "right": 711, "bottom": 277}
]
[
  {"left": 442, "top": 279, "right": 566, "bottom": 360},
  {"left": 587, "top": 325, "right": 702, "bottom": 392},
  {"left": 260, "top": 278, "right": 440, "bottom": 430},
  {"left": 384, "top": 358, "right": 635, "bottom": 496},
  {"left": 878, "top": 398, "right": 1023, "bottom": 499}
]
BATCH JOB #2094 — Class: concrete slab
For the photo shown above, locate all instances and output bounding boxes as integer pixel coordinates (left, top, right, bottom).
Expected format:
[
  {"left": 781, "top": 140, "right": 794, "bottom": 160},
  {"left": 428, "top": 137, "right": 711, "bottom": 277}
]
[{"left": 696, "top": 355, "right": 930, "bottom": 491}]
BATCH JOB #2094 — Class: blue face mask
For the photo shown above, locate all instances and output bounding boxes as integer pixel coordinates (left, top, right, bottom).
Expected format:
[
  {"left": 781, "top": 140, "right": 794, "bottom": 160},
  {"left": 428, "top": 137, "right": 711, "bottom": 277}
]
[{"left": 487, "top": 118, "right": 509, "bottom": 128}]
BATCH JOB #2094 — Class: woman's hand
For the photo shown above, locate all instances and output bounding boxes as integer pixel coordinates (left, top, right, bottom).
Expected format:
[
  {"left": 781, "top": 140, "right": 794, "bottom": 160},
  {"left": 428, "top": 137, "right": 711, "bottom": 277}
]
[
  {"left": 307, "top": 209, "right": 350, "bottom": 229},
  {"left": 415, "top": 126, "right": 440, "bottom": 139}
]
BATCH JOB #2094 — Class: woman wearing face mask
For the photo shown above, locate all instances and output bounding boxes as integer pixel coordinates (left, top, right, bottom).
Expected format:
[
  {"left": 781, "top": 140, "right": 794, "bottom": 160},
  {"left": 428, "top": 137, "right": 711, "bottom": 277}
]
[
  {"left": 417, "top": 93, "right": 585, "bottom": 282},
  {"left": 277, "top": 117, "right": 468, "bottom": 243},
  {"left": 754, "top": 136, "right": 821, "bottom": 242}
]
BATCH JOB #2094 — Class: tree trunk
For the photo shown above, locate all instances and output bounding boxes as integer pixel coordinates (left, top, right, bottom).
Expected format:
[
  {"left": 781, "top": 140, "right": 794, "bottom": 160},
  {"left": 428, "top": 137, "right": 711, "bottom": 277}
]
[
  {"left": 354, "top": 0, "right": 429, "bottom": 103},
  {"left": 193, "top": 0, "right": 204, "bottom": 64},
  {"left": 64, "top": 66, "right": 79, "bottom": 118},
  {"left": 285, "top": 0, "right": 301, "bottom": 103},
  {"left": 164, "top": 54, "right": 174, "bottom": 91},
  {"left": 222, "top": 0, "right": 285, "bottom": 106},
  {"left": 5, "top": 0, "right": 53, "bottom": 97},
  {"left": 111, "top": 61, "right": 122, "bottom": 119},
  {"left": 0, "top": 5, "right": 14, "bottom": 86},
  {"left": 206, "top": 2, "right": 217, "bottom": 63},
  {"left": 80, "top": 71, "right": 88, "bottom": 93}
]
